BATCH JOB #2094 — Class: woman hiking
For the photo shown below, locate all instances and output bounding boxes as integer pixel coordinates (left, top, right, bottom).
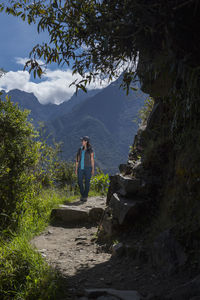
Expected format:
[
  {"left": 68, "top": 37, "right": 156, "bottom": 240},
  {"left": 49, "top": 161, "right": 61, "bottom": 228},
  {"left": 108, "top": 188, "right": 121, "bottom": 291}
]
[{"left": 75, "top": 136, "right": 95, "bottom": 202}]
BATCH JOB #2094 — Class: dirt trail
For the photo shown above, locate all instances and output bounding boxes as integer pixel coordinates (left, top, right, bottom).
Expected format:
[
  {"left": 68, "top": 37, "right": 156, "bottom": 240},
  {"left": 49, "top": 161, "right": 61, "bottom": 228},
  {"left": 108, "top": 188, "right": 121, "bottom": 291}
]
[{"left": 30, "top": 197, "right": 188, "bottom": 299}]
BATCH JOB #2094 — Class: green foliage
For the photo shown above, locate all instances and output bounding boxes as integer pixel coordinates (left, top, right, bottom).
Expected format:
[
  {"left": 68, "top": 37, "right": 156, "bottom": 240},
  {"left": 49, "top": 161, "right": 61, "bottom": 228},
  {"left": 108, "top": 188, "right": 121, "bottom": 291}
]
[
  {"left": 0, "top": 94, "right": 42, "bottom": 230},
  {"left": 0, "top": 95, "right": 78, "bottom": 230},
  {"left": 138, "top": 97, "right": 154, "bottom": 125},
  {"left": 53, "top": 160, "right": 79, "bottom": 191},
  {"left": 0, "top": 188, "right": 70, "bottom": 300},
  {"left": 90, "top": 168, "right": 110, "bottom": 195},
  {"left": 18, "top": 188, "right": 70, "bottom": 238},
  {"left": 0, "top": 237, "right": 59, "bottom": 300},
  {"left": 0, "top": 90, "right": 84, "bottom": 299},
  {"left": 1, "top": 0, "right": 200, "bottom": 97},
  {"left": 36, "top": 142, "right": 62, "bottom": 188}
]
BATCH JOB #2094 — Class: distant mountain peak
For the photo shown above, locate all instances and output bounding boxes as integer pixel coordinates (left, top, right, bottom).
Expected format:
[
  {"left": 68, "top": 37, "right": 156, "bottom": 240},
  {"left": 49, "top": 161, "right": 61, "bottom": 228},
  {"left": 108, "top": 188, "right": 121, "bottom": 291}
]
[
  {"left": 0, "top": 71, "right": 5, "bottom": 78},
  {"left": 0, "top": 68, "right": 7, "bottom": 78}
]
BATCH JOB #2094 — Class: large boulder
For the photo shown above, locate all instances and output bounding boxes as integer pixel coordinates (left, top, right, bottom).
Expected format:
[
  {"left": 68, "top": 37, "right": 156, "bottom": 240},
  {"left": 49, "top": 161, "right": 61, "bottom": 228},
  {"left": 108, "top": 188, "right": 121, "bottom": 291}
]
[
  {"left": 110, "top": 193, "right": 145, "bottom": 226},
  {"left": 107, "top": 173, "right": 142, "bottom": 203},
  {"left": 115, "top": 174, "right": 141, "bottom": 197},
  {"left": 51, "top": 206, "right": 89, "bottom": 224}
]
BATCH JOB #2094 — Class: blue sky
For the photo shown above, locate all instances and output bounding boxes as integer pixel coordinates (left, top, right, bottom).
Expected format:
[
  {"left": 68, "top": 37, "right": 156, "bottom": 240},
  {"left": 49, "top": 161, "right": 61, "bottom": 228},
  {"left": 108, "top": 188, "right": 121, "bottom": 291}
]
[
  {"left": 0, "top": 11, "right": 108, "bottom": 104},
  {"left": 0, "top": 11, "right": 49, "bottom": 73}
]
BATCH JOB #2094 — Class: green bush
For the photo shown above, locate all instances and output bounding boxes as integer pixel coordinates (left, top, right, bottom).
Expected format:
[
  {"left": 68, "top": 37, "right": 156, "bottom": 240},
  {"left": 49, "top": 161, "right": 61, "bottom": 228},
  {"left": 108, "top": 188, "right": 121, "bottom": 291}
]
[
  {"left": 138, "top": 97, "right": 154, "bottom": 125},
  {"left": 18, "top": 188, "right": 70, "bottom": 238},
  {"left": 0, "top": 236, "right": 62, "bottom": 300},
  {"left": 0, "top": 95, "right": 76, "bottom": 230},
  {"left": 90, "top": 168, "right": 110, "bottom": 195},
  {"left": 0, "top": 188, "right": 72, "bottom": 299},
  {"left": 0, "top": 94, "right": 78, "bottom": 299},
  {"left": 53, "top": 160, "right": 79, "bottom": 192},
  {"left": 0, "top": 94, "right": 42, "bottom": 230}
]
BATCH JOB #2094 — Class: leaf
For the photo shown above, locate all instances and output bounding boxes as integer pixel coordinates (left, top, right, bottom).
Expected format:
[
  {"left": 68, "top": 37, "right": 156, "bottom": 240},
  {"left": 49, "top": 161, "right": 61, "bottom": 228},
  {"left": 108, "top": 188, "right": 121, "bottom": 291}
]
[{"left": 130, "top": 87, "right": 138, "bottom": 91}]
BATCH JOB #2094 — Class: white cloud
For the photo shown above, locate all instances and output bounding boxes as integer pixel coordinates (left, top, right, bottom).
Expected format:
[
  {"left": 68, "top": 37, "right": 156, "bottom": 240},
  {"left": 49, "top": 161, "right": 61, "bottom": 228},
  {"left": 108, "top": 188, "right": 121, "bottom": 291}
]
[
  {"left": 0, "top": 57, "right": 110, "bottom": 105},
  {"left": 15, "top": 56, "right": 45, "bottom": 67},
  {"left": 0, "top": 70, "right": 31, "bottom": 91}
]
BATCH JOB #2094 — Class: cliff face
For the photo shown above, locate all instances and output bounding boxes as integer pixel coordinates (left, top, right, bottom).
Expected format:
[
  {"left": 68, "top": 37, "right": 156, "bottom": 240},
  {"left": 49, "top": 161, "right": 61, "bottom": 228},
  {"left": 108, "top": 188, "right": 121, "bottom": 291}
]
[
  {"left": 103, "top": 91, "right": 200, "bottom": 270},
  {"left": 100, "top": 8, "right": 200, "bottom": 284},
  {"left": 99, "top": 78, "right": 200, "bottom": 300}
]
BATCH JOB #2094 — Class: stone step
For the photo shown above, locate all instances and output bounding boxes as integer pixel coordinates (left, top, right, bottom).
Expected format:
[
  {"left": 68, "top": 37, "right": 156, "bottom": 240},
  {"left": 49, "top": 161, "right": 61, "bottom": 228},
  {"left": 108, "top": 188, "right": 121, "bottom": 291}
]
[
  {"left": 113, "top": 174, "right": 142, "bottom": 197},
  {"left": 110, "top": 193, "right": 146, "bottom": 225},
  {"left": 51, "top": 196, "right": 106, "bottom": 225},
  {"left": 101, "top": 193, "right": 148, "bottom": 237}
]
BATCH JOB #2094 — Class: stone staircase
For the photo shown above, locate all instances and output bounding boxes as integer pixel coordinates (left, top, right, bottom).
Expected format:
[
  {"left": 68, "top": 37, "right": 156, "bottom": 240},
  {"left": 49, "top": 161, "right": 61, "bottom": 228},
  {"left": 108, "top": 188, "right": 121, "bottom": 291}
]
[
  {"left": 51, "top": 196, "right": 106, "bottom": 225},
  {"left": 46, "top": 196, "right": 143, "bottom": 300},
  {"left": 100, "top": 169, "right": 150, "bottom": 239}
]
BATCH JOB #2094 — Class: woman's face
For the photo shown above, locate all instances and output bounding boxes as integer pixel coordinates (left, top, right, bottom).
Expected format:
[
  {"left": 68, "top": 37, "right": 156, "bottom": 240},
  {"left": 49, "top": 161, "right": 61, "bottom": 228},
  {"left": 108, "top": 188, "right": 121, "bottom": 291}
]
[{"left": 82, "top": 140, "right": 87, "bottom": 147}]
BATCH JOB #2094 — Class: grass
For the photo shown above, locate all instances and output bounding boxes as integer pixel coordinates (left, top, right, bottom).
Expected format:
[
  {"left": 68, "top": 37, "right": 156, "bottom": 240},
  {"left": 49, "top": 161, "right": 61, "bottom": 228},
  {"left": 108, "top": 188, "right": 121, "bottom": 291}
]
[
  {"left": 17, "top": 188, "right": 72, "bottom": 239},
  {"left": 0, "top": 236, "right": 63, "bottom": 300},
  {"left": 0, "top": 188, "right": 77, "bottom": 300},
  {"left": 0, "top": 186, "right": 104, "bottom": 300}
]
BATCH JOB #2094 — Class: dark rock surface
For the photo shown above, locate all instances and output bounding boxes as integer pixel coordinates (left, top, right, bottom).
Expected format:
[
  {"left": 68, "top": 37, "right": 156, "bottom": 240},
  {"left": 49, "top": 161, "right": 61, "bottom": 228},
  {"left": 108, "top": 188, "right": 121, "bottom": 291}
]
[
  {"left": 151, "top": 229, "right": 187, "bottom": 275},
  {"left": 110, "top": 193, "right": 145, "bottom": 225},
  {"left": 115, "top": 174, "right": 141, "bottom": 197},
  {"left": 165, "top": 275, "right": 200, "bottom": 300},
  {"left": 83, "top": 288, "right": 141, "bottom": 300}
]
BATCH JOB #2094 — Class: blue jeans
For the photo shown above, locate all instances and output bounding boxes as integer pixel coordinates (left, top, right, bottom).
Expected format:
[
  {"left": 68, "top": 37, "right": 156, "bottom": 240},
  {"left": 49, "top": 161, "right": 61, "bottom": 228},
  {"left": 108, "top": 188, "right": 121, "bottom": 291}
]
[{"left": 77, "top": 167, "right": 92, "bottom": 198}]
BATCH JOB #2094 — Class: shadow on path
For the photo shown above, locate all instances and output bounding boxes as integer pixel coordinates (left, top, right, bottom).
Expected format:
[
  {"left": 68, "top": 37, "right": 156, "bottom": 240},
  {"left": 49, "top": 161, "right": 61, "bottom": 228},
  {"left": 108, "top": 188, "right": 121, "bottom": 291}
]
[
  {"left": 54, "top": 254, "right": 166, "bottom": 299},
  {"left": 55, "top": 255, "right": 191, "bottom": 300}
]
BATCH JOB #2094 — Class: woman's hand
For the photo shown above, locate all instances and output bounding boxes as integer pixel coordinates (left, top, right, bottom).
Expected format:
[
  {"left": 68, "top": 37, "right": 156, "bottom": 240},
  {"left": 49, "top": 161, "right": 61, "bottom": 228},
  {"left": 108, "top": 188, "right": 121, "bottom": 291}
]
[
  {"left": 75, "top": 169, "right": 78, "bottom": 176},
  {"left": 92, "top": 168, "right": 95, "bottom": 176}
]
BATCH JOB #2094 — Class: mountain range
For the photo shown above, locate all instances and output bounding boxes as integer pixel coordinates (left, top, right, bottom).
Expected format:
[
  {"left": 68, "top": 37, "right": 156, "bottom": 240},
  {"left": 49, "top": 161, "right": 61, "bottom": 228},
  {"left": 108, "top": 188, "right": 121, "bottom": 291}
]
[{"left": 0, "top": 77, "right": 148, "bottom": 174}]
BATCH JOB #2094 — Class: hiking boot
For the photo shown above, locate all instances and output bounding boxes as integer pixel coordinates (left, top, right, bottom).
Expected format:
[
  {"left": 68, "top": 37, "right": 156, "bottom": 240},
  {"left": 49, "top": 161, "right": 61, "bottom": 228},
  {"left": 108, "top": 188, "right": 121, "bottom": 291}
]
[{"left": 82, "top": 197, "right": 87, "bottom": 202}]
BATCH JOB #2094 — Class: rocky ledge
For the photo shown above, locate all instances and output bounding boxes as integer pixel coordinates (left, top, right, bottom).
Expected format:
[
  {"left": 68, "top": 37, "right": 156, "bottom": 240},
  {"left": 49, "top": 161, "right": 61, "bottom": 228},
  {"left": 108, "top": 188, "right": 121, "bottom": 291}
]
[{"left": 51, "top": 196, "right": 106, "bottom": 225}]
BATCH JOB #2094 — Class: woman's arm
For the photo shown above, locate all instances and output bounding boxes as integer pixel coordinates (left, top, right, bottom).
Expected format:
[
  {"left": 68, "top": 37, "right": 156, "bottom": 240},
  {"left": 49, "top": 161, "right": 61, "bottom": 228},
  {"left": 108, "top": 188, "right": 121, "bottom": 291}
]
[{"left": 91, "top": 152, "right": 95, "bottom": 176}]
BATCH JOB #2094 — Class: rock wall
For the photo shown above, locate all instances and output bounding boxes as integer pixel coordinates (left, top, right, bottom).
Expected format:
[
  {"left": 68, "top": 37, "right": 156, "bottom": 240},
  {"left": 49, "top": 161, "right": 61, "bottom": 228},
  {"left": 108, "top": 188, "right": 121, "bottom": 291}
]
[{"left": 100, "top": 92, "right": 200, "bottom": 273}]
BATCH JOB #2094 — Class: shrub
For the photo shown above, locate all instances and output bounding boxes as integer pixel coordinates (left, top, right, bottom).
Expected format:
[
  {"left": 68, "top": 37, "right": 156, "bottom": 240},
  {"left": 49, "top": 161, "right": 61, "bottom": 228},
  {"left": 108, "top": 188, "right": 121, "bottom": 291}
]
[
  {"left": 90, "top": 168, "right": 110, "bottom": 195},
  {"left": 53, "top": 160, "right": 79, "bottom": 192},
  {"left": 0, "top": 94, "right": 42, "bottom": 230},
  {"left": 0, "top": 188, "right": 71, "bottom": 299},
  {"left": 18, "top": 188, "right": 69, "bottom": 238},
  {"left": 0, "top": 236, "right": 62, "bottom": 300},
  {"left": 138, "top": 97, "right": 154, "bottom": 125}
]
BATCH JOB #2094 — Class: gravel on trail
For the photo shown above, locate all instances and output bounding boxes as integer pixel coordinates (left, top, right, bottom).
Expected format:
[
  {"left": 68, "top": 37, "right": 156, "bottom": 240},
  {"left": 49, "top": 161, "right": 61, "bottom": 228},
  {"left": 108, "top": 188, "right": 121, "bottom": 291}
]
[{"left": 31, "top": 197, "right": 191, "bottom": 300}]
